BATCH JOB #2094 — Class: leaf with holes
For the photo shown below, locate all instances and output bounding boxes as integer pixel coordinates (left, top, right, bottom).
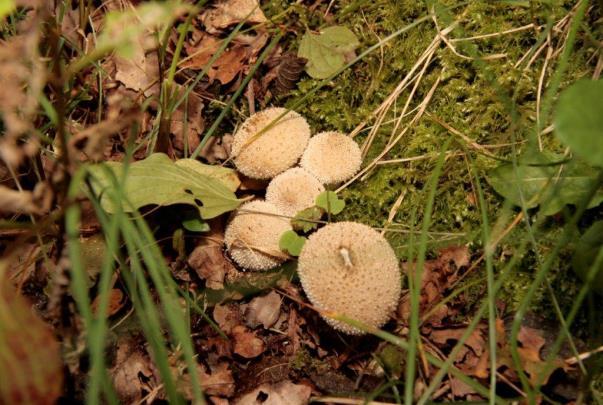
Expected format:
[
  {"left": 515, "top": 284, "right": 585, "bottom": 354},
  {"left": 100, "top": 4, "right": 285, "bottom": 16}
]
[
  {"left": 554, "top": 79, "right": 603, "bottom": 168},
  {"left": 315, "top": 191, "right": 345, "bottom": 215},
  {"left": 88, "top": 153, "right": 242, "bottom": 219},
  {"left": 298, "top": 26, "right": 360, "bottom": 79},
  {"left": 487, "top": 151, "right": 603, "bottom": 216}
]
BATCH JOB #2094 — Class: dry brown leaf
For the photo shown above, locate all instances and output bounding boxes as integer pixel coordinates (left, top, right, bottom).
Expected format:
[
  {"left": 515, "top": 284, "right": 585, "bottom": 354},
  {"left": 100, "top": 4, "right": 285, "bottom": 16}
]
[
  {"left": 400, "top": 245, "right": 470, "bottom": 325},
  {"left": 232, "top": 325, "right": 265, "bottom": 358},
  {"left": 201, "top": 0, "right": 267, "bottom": 34},
  {"left": 200, "top": 362, "right": 236, "bottom": 397},
  {"left": 91, "top": 289, "right": 124, "bottom": 317},
  {"left": 183, "top": 33, "right": 268, "bottom": 84},
  {"left": 213, "top": 303, "right": 240, "bottom": 334},
  {"left": 235, "top": 380, "right": 311, "bottom": 405},
  {"left": 114, "top": 37, "right": 159, "bottom": 96},
  {"left": 0, "top": 263, "right": 63, "bottom": 404},
  {"left": 111, "top": 342, "right": 158, "bottom": 404},
  {"left": 199, "top": 134, "right": 233, "bottom": 163},
  {"left": 0, "top": 33, "right": 45, "bottom": 167},
  {"left": 170, "top": 85, "right": 205, "bottom": 154},
  {"left": 245, "top": 290, "right": 282, "bottom": 329},
  {"left": 189, "top": 242, "right": 235, "bottom": 290}
]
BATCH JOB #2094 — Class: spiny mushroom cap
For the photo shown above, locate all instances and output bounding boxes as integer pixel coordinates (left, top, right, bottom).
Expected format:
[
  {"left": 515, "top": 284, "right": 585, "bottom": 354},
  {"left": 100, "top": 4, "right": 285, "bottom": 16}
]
[
  {"left": 232, "top": 108, "right": 311, "bottom": 180},
  {"left": 300, "top": 131, "right": 362, "bottom": 185},
  {"left": 224, "top": 200, "right": 291, "bottom": 271},
  {"left": 265, "top": 168, "right": 325, "bottom": 217},
  {"left": 297, "top": 222, "right": 401, "bottom": 335}
]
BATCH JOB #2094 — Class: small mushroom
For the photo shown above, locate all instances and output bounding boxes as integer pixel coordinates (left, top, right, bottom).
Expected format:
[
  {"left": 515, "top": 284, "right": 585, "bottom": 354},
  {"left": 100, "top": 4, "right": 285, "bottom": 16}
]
[
  {"left": 300, "top": 131, "right": 362, "bottom": 185},
  {"left": 265, "top": 167, "right": 325, "bottom": 217},
  {"left": 231, "top": 108, "right": 311, "bottom": 180},
  {"left": 224, "top": 200, "right": 291, "bottom": 271},
  {"left": 297, "top": 221, "right": 401, "bottom": 335}
]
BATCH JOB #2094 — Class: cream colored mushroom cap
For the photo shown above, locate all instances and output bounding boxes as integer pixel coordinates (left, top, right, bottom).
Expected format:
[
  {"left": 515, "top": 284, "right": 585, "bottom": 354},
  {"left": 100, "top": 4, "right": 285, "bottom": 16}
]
[
  {"left": 265, "top": 168, "right": 325, "bottom": 217},
  {"left": 232, "top": 108, "right": 311, "bottom": 180},
  {"left": 224, "top": 200, "right": 291, "bottom": 271},
  {"left": 297, "top": 222, "right": 401, "bottom": 335},
  {"left": 300, "top": 131, "right": 362, "bottom": 185}
]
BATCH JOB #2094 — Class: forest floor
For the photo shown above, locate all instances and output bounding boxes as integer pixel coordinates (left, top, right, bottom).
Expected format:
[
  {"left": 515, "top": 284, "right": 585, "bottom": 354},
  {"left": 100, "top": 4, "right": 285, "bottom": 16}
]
[{"left": 1, "top": 0, "right": 602, "bottom": 404}]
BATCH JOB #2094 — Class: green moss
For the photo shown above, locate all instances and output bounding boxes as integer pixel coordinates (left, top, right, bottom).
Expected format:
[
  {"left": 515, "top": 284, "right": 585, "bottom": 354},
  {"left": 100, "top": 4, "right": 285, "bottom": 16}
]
[{"left": 265, "top": 1, "right": 599, "bottom": 323}]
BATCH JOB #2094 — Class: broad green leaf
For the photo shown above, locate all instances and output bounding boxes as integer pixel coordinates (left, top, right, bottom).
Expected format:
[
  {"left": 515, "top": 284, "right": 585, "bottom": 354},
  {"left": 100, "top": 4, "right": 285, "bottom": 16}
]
[
  {"left": 175, "top": 159, "right": 240, "bottom": 192},
  {"left": 279, "top": 230, "right": 307, "bottom": 256},
  {"left": 572, "top": 221, "right": 603, "bottom": 294},
  {"left": 89, "top": 153, "right": 242, "bottom": 219},
  {"left": 203, "top": 262, "right": 297, "bottom": 305},
  {"left": 291, "top": 206, "right": 323, "bottom": 233},
  {"left": 298, "top": 26, "right": 360, "bottom": 79},
  {"left": 97, "top": 2, "right": 189, "bottom": 57},
  {"left": 0, "top": 0, "right": 16, "bottom": 20},
  {"left": 315, "top": 190, "right": 346, "bottom": 215},
  {"left": 554, "top": 79, "right": 603, "bottom": 168},
  {"left": 487, "top": 151, "right": 603, "bottom": 215}
]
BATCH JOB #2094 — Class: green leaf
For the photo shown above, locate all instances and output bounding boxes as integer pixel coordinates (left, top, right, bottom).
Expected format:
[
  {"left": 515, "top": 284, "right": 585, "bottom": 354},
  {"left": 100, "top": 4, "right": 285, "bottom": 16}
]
[
  {"left": 279, "top": 230, "right": 307, "bottom": 257},
  {"left": 487, "top": 151, "right": 603, "bottom": 215},
  {"left": 315, "top": 190, "right": 346, "bottom": 215},
  {"left": 175, "top": 159, "right": 240, "bottom": 192},
  {"left": 0, "top": 0, "right": 16, "bottom": 20},
  {"left": 291, "top": 206, "right": 324, "bottom": 233},
  {"left": 572, "top": 221, "right": 603, "bottom": 294},
  {"left": 554, "top": 79, "right": 603, "bottom": 168},
  {"left": 203, "top": 262, "right": 297, "bottom": 305},
  {"left": 181, "top": 208, "right": 210, "bottom": 233},
  {"left": 89, "top": 153, "right": 242, "bottom": 219},
  {"left": 298, "top": 26, "right": 360, "bottom": 79}
]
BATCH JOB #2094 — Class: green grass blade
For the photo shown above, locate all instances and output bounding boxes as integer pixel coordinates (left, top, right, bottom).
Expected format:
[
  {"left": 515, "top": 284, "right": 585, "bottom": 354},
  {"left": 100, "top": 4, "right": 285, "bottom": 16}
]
[{"left": 404, "top": 138, "right": 452, "bottom": 405}]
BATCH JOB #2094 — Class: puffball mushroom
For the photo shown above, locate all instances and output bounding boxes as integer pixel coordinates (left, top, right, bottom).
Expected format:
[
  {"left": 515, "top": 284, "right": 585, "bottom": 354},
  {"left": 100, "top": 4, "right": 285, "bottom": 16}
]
[
  {"left": 297, "top": 222, "right": 401, "bottom": 335},
  {"left": 231, "top": 108, "right": 311, "bottom": 180},
  {"left": 224, "top": 200, "right": 291, "bottom": 271},
  {"left": 265, "top": 168, "right": 325, "bottom": 217},
  {"left": 300, "top": 131, "right": 362, "bottom": 185}
]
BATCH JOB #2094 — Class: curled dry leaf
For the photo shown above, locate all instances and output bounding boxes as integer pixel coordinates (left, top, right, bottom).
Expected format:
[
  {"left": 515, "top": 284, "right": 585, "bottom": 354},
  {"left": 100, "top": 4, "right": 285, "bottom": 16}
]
[
  {"left": 235, "top": 380, "right": 311, "bottom": 405},
  {"left": 189, "top": 225, "right": 236, "bottom": 289},
  {"left": 245, "top": 290, "right": 282, "bottom": 329},
  {"left": 200, "top": 0, "right": 267, "bottom": 34},
  {"left": 232, "top": 325, "right": 265, "bottom": 358}
]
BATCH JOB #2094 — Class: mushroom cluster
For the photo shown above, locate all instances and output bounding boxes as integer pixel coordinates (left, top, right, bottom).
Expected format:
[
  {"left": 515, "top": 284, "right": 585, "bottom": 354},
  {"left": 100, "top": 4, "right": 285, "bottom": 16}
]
[
  {"left": 226, "top": 108, "right": 362, "bottom": 271},
  {"left": 223, "top": 108, "right": 400, "bottom": 335}
]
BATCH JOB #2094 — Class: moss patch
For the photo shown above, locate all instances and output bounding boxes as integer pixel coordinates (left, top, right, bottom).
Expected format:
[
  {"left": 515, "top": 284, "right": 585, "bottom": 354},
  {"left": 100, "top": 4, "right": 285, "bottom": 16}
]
[{"left": 273, "top": 0, "right": 601, "bottom": 322}]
